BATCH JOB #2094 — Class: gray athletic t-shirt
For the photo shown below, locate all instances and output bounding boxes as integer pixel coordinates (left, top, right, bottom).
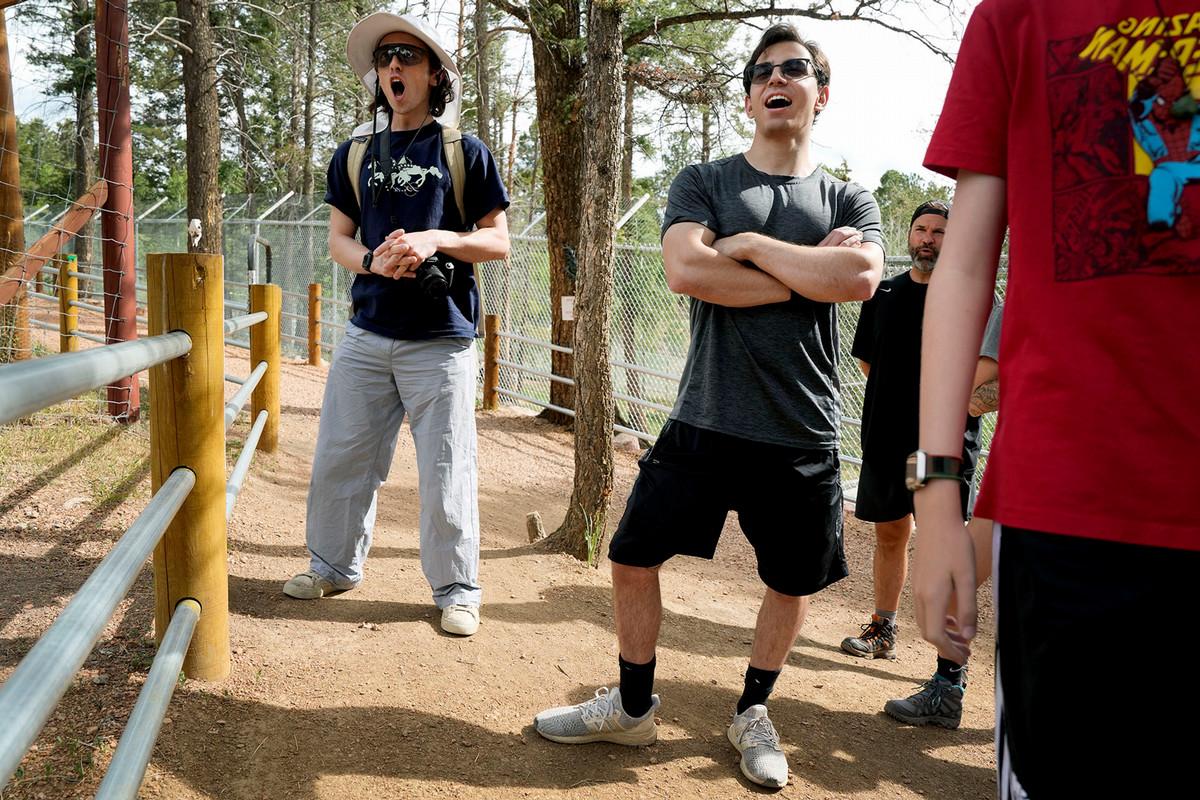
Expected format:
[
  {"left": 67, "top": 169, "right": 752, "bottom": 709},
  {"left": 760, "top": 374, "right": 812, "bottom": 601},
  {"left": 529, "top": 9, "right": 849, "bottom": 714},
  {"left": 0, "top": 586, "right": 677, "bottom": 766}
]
[
  {"left": 662, "top": 154, "right": 884, "bottom": 449},
  {"left": 981, "top": 301, "right": 1003, "bottom": 361}
]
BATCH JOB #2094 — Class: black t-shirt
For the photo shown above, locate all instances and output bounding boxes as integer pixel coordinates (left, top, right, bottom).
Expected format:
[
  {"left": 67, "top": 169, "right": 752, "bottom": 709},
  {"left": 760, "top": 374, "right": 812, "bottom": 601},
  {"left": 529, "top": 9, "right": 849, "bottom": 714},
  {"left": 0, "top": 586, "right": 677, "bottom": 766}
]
[
  {"left": 324, "top": 122, "right": 509, "bottom": 340},
  {"left": 851, "top": 271, "right": 981, "bottom": 463}
]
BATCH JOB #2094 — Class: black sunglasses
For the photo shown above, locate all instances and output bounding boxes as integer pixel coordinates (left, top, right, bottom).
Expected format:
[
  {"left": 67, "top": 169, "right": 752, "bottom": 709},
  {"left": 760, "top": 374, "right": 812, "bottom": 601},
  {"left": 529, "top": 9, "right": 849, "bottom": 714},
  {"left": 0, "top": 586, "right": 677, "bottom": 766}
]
[
  {"left": 373, "top": 43, "right": 428, "bottom": 69},
  {"left": 745, "top": 57, "right": 818, "bottom": 85}
]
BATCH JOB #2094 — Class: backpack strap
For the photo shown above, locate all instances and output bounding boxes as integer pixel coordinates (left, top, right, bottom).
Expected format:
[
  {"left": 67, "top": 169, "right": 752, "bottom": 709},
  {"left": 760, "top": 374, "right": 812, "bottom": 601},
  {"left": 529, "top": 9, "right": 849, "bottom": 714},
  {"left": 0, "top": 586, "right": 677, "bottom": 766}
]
[
  {"left": 441, "top": 127, "right": 467, "bottom": 226},
  {"left": 347, "top": 135, "right": 371, "bottom": 214}
]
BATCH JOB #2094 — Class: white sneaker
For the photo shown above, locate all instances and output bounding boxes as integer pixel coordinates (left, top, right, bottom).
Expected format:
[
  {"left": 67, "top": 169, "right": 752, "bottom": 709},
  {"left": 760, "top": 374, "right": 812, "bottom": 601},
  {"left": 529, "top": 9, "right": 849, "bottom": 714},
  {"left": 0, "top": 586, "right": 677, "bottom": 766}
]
[
  {"left": 534, "top": 687, "right": 659, "bottom": 745},
  {"left": 282, "top": 570, "right": 336, "bottom": 599},
  {"left": 440, "top": 604, "right": 480, "bottom": 636},
  {"left": 727, "top": 704, "right": 788, "bottom": 788}
]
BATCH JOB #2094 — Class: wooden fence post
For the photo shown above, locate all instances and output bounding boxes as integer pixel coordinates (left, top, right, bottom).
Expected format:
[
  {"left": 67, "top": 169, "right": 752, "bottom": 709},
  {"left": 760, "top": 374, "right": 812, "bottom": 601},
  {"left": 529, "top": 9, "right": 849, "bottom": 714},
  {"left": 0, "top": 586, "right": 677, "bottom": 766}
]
[
  {"left": 307, "top": 282, "right": 321, "bottom": 366},
  {"left": 250, "top": 284, "right": 280, "bottom": 452},
  {"left": 483, "top": 313, "right": 500, "bottom": 410},
  {"left": 146, "top": 251, "right": 229, "bottom": 681},
  {"left": 59, "top": 256, "right": 78, "bottom": 353}
]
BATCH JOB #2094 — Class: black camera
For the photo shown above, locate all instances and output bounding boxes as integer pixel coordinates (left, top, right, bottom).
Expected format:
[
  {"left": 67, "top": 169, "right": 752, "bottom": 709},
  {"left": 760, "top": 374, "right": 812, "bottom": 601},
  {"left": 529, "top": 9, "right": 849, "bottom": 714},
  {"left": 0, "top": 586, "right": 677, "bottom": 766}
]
[{"left": 414, "top": 253, "right": 455, "bottom": 299}]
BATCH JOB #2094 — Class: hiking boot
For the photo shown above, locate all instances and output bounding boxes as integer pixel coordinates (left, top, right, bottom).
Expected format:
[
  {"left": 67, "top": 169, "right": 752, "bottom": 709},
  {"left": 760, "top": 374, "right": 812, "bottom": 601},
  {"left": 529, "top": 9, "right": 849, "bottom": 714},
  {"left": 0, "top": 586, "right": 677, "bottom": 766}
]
[
  {"left": 534, "top": 687, "right": 659, "bottom": 745},
  {"left": 440, "top": 604, "right": 480, "bottom": 636},
  {"left": 884, "top": 673, "right": 965, "bottom": 729},
  {"left": 840, "top": 615, "right": 898, "bottom": 659},
  {"left": 727, "top": 705, "right": 788, "bottom": 788},
  {"left": 282, "top": 570, "right": 344, "bottom": 599}
]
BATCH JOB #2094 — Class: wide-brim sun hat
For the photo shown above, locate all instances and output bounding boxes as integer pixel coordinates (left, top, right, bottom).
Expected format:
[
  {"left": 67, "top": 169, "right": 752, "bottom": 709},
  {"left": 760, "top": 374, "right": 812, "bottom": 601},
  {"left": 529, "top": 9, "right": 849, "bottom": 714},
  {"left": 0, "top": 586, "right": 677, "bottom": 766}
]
[{"left": 346, "top": 11, "right": 461, "bottom": 128}]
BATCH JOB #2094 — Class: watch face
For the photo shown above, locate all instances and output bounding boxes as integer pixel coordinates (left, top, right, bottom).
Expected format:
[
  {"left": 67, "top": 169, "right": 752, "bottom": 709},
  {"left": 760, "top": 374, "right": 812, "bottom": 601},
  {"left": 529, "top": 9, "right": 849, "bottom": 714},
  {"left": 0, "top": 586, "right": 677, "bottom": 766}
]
[{"left": 905, "top": 451, "right": 924, "bottom": 492}]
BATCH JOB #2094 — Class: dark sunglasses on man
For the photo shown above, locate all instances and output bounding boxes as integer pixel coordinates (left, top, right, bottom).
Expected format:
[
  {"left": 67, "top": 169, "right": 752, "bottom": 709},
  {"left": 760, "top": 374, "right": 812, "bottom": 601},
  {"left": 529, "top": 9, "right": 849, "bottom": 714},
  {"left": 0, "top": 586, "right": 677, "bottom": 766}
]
[
  {"left": 373, "top": 43, "right": 428, "bottom": 69},
  {"left": 744, "top": 57, "right": 821, "bottom": 86}
]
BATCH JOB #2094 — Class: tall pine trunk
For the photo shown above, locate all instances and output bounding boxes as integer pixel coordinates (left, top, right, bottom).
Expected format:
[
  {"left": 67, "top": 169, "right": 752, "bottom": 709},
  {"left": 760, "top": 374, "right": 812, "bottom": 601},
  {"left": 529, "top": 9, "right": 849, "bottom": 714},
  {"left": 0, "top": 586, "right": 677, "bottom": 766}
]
[
  {"left": 546, "top": 0, "right": 624, "bottom": 562},
  {"left": 177, "top": 0, "right": 222, "bottom": 256}
]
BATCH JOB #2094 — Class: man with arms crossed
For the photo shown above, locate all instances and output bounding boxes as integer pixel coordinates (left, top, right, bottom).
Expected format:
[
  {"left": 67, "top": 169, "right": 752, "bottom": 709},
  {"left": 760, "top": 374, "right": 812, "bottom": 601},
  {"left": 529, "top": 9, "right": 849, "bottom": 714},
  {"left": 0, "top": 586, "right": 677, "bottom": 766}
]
[{"left": 534, "top": 24, "right": 884, "bottom": 788}]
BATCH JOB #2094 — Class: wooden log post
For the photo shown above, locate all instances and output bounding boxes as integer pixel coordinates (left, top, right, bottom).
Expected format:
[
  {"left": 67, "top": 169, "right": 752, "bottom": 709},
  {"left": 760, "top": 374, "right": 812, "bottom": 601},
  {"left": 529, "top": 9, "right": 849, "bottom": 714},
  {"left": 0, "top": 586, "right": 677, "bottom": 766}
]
[
  {"left": 0, "top": 10, "right": 28, "bottom": 363},
  {"left": 146, "top": 252, "right": 229, "bottom": 681},
  {"left": 307, "top": 282, "right": 321, "bottom": 366},
  {"left": 250, "top": 284, "right": 280, "bottom": 453},
  {"left": 483, "top": 313, "right": 500, "bottom": 410},
  {"left": 59, "top": 256, "right": 78, "bottom": 353}
]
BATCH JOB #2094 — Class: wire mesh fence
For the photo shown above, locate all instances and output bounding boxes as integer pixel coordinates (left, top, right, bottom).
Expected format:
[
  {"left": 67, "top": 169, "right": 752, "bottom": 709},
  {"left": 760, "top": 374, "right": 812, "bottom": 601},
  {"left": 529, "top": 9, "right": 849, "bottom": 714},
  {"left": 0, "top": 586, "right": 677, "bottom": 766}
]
[{"left": 14, "top": 183, "right": 1008, "bottom": 492}]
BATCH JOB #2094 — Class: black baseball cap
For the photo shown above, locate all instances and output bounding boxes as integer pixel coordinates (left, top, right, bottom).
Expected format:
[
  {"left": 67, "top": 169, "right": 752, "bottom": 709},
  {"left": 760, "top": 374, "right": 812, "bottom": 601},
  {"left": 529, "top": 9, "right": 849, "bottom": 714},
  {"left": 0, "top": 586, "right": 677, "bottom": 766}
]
[{"left": 911, "top": 200, "right": 950, "bottom": 226}]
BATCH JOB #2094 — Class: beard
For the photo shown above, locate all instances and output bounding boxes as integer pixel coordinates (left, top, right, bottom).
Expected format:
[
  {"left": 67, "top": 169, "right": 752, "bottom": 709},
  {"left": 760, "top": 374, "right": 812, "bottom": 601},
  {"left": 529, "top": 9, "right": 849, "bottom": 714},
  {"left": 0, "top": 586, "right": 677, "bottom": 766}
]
[{"left": 908, "top": 245, "right": 937, "bottom": 272}]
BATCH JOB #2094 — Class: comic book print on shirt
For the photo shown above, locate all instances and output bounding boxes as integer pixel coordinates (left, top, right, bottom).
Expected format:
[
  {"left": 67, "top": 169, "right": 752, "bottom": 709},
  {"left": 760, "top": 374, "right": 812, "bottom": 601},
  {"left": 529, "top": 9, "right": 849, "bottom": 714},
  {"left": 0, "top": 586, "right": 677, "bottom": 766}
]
[{"left": 1049, "top": 11, "right": 1200, "bottom": 280}]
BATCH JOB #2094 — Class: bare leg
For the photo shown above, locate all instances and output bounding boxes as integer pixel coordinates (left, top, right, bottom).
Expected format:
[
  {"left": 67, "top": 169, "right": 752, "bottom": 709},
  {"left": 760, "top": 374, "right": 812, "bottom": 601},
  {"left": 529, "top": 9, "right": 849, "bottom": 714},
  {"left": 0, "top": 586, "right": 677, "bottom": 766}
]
[
  {"left": 749, "top": 588, "right": 810, "bottom": 670},
  {"left": 611, "top": 562, "right": 662, "bottom": 663},
  {"left": 874, "top": 515, "right": 915, "bottom": 613}
]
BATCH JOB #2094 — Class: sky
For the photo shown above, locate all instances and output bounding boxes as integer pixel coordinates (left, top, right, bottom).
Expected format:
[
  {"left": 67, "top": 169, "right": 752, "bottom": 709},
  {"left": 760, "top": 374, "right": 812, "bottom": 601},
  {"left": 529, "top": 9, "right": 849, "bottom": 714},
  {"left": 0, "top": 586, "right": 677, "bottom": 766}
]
[{"left": 7, "top": 1, "right": 981, "bottom": 194}]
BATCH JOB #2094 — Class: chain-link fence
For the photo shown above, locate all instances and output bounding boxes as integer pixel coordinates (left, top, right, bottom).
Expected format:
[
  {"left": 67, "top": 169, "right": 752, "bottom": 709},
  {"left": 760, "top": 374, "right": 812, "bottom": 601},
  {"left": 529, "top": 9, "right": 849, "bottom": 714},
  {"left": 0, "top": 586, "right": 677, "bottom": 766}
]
[{"left": 58, "top": 192, "right": 1005, "bottom": 493}]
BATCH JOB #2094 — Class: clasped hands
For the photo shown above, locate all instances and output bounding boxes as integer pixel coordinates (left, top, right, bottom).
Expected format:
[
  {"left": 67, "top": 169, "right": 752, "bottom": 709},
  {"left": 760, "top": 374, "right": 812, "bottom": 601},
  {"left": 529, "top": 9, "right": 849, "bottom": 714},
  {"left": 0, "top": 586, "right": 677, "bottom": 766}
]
[{"left": 365, "top": 229, "right": 443, "bottom": 279}]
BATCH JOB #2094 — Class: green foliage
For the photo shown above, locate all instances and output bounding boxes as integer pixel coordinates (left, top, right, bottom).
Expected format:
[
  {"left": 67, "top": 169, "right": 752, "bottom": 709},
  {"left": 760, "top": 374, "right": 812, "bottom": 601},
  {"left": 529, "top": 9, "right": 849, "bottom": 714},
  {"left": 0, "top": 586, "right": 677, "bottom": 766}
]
[{"left": 16, "top": 117, "right": 74, "bottom": 205}]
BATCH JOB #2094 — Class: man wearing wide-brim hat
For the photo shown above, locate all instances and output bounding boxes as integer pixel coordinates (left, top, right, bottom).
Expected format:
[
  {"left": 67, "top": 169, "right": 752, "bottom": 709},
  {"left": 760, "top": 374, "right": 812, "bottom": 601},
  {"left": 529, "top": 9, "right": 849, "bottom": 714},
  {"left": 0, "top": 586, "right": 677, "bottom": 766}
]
[{"left": 283, "top": 11, "right": 510, "bottom": 639}]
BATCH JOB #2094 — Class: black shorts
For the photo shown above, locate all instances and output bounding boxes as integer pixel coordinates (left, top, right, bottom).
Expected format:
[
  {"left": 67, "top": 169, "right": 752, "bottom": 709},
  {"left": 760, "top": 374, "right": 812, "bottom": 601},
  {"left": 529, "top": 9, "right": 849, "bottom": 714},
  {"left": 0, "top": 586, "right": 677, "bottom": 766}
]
[
  {"left": 854, "top": 448, "right": 976, "bottom": 523},
  {"left": 997, "top": 527, "right": 1200, "bottom": 798},
  {"left": 607, "top": 420, "right": 847, "bottom": 597}
]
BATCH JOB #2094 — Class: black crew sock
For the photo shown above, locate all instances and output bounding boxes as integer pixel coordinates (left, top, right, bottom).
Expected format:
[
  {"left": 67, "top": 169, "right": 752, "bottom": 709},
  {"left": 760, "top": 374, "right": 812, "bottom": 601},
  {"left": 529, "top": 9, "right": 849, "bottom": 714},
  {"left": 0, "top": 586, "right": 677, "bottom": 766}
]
[
  {"left": 737, "top": 665, "right": 781, "bottom": 714},
  {"left": 936, "top": 656, "right": 967, "bottom": 686},
  {"left": 618, "top": 654, "right": 656, "bottom": 718}
]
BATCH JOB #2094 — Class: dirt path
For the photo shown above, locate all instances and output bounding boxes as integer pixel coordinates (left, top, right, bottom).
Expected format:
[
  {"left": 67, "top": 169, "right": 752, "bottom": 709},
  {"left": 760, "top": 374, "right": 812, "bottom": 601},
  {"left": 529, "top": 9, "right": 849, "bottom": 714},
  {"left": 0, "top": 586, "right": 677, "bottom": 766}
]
[{"left": 0, "top": 350, "right": 995, "bottom": 799}]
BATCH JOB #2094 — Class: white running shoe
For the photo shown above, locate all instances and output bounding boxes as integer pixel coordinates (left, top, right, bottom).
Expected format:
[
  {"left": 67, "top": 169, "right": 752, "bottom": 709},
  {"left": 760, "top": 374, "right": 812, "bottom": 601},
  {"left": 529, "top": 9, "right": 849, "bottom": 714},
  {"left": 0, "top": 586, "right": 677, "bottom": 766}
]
[
  {"left": 534, "top": 687, "right": 659, "bottom": 745},
  {"left": 727, "top": 704, "right": 788, "bottom": 788}
]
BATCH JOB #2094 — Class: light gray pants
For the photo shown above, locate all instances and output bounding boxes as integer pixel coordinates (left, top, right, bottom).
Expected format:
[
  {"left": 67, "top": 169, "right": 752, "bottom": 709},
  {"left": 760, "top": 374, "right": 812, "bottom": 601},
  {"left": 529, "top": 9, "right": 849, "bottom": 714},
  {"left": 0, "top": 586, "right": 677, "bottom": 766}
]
[{"left": 305, "top": 323, "right": 481, "bottom": 608}]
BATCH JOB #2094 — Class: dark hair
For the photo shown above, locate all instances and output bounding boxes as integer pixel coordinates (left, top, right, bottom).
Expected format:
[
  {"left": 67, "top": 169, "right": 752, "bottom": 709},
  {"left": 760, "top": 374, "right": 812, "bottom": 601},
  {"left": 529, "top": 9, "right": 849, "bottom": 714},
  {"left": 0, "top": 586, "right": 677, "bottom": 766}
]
[
  {"left": 910, "top": 199, "right": 950, "bottom": 226},
  {"left": 742, "top": 23, "right": 830, "bottom": 95},
  {"left": 370, "top": 49, "right": 456, "bottom": 119}
]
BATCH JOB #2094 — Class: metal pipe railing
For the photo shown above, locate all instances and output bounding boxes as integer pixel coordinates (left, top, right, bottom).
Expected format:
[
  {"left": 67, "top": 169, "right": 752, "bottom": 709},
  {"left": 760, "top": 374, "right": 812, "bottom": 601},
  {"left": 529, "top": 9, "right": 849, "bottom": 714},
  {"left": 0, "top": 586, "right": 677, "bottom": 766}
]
[
  {"left": 224, "top": 337, "right": 250, "bottom": 351},
  {"left": 0, "top": 332, "right": 192, "bottom": 425},
  {"left": 223, "top": 311, "right": 268, "bottom": 336},
  {"left": 224, "top": 361, "right": 268, "bottom": 431},
  {"left": 69, "top": 298, "right": 107, "bottom": 315},
  {"left": 0, "top": 469, "right": 196, "bottom": 789},
  {"left": 74, "top": 330, "right": 107, "bottom": 345},
  {"left": 93, "top": 598, "right": 200, "bottom": 800},
  {"left": 226, "top": 410, "right": 269, "bottom": 519},
  {"left": 225, "top": 373, "right": 245, "bottom": 385},
  {"left": 498, "top": 330, "right": 572, "bottom": 354},
  {"left": 495, "top": 387, "right": 656, "bottom": 444}
]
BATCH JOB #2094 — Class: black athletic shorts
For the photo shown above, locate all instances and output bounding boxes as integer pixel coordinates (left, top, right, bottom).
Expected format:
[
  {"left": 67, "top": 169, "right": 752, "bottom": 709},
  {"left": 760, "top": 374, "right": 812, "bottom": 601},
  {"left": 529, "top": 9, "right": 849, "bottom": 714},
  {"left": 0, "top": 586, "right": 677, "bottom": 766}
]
[
  {"left": 607, "top": 419, "right": 848, "bottom": 597},
  {"left": 996, "top": 527, "right": 1200, "bottom": 798},
  {"left": 854, "top": 447, "right": 976, "bottom": 523}
]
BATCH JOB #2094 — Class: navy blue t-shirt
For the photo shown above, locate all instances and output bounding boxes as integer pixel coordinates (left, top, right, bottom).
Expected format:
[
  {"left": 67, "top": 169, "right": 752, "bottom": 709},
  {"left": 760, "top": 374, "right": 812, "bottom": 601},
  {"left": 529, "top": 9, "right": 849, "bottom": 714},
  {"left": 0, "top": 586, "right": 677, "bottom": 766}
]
[{"left": 324, "top": 121, "right": 509, "bottom": 340}]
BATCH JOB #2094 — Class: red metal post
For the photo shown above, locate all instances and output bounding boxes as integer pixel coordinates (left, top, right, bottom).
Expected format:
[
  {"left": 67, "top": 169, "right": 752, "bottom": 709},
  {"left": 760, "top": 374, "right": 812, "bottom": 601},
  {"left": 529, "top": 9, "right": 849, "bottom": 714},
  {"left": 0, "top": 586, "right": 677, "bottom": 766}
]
[{"left": 96, "top": 0, "right": 138, "bottom": 421}]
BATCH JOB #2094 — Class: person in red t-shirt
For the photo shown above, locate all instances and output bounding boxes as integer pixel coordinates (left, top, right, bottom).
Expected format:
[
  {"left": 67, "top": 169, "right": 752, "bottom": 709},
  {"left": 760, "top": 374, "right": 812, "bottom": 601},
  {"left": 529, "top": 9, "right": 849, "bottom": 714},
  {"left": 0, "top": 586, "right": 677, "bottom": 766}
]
[{"left": 912, "top": 1, "right": 1200, "bottom": 797}]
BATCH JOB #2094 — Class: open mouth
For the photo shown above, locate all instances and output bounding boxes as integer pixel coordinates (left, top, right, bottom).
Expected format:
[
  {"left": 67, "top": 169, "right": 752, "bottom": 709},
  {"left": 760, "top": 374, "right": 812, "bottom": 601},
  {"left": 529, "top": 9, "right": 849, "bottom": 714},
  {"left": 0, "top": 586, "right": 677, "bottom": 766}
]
[
  {"left": 765, "top": 95, "right": 792, "bottom": 109},
  {"left": 390, "top": 77, "right": 405, "bottom": 98}
]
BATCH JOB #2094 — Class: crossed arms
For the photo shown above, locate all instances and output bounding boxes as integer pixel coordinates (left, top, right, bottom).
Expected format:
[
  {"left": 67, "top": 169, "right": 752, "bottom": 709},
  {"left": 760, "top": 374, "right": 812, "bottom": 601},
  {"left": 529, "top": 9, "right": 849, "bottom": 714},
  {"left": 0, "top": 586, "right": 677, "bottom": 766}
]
[{"left": 662, "top": 222, "right": 884, "bottom": 307}]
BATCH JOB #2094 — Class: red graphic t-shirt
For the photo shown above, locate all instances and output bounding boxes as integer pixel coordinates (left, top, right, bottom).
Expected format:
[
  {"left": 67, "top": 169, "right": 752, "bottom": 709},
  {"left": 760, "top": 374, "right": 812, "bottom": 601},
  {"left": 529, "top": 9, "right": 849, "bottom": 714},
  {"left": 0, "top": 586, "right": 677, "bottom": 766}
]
[{"left": 925, "top": 0, "right": 1200, "bottom": 550}]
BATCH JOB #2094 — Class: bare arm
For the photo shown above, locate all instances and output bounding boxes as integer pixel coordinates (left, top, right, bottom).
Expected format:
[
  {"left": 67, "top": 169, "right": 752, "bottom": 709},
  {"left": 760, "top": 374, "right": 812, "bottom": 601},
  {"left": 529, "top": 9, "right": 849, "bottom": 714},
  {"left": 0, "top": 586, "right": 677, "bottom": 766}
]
[
  {"left": 382, "top": 207, "right": 511, "bottom": 277},
  {"left": 858, "top": 359, "right": 870, "bottom": 378},
  {"left": 911, "top": 171, "right": 1006, "bottom": 664},
  {"left": 969, "top": 357, "right": 999, "bottom": 416},
  {"left": 661, "top": 222, "right": 792, "bottom": 307},
  {"left": 328, "top": 206, "right": 373, "bottom": 275},
  {"left": 712, "top": 231, "right": 884, "bottom": 303}
]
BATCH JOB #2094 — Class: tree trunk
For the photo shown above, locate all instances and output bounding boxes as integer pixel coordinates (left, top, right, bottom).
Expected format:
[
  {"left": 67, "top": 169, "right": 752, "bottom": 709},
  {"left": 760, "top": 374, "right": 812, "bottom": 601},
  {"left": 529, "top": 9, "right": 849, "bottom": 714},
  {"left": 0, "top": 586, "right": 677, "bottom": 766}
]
[
  {"left": 72, "top": 0, "right": 94, "bottom": 290},
  {"left": 546, "top": 0, "right": 624, "bottom": 562},
  {"left": 528, "top": 1, "right": 583, "bottom": 423},
  {"left": 0, "top": 11, "right": 28, "bottom": 363},
  {"left": 177, "top": 0, "right": 223, "bottom": 256},
  {"left": 701, "top": 104, "right": 712, "bottom": 163},
  {"left": 473, "top": 0, "right": 491, "bottom": 147},
  {"left": 302, "top": 0, "right": 319, "bottom": 197}
]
